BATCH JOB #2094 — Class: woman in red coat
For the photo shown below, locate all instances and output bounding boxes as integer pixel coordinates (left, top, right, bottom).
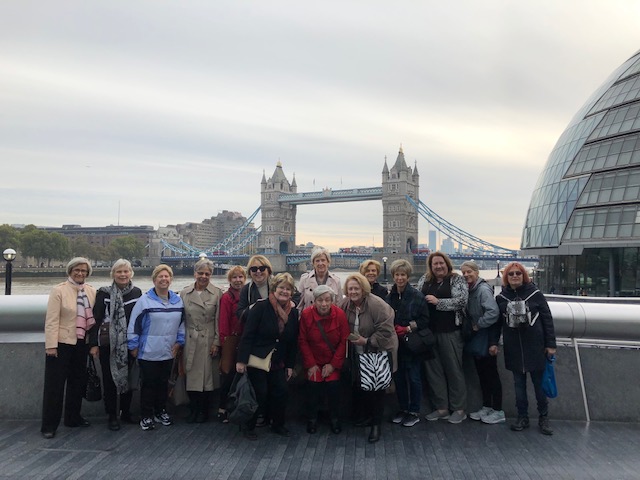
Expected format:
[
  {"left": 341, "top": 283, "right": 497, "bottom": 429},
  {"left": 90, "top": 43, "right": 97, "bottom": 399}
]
[{"left": 298, "top": 284, "right": 350, "bottom": 434}]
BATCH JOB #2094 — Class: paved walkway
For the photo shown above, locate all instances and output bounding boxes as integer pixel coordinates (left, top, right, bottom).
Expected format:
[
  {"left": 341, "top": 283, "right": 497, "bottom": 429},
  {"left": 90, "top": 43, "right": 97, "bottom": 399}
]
[{"left": 1, "top": 414, "right": 639, "bottom": 479}]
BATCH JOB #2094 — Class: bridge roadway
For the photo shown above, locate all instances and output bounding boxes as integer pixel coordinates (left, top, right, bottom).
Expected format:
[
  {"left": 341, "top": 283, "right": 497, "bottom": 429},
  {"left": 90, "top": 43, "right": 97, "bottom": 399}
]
[{"left": 1, "top": 405, "right": 638, "bottom": 479}]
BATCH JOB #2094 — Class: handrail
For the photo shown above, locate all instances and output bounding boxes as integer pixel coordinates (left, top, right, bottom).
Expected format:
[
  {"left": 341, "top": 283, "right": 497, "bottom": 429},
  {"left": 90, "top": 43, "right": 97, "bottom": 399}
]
[{"left": 3, "top": 295, "right": 640, "bottom": 342}]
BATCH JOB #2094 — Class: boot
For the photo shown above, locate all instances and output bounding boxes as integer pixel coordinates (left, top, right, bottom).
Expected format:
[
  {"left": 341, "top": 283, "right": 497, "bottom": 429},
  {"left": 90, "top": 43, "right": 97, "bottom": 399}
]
[
  {"left": 510, "top": 416, "right": 530, "bottom": 432},
  {"left": 330, "top": 418, "right": 341, "bottom": 434},
  {"left": 306, "top": 420, "right": 318, "bottom": 434},
  {"left": 368, "top": 424, "right": 381, "bottom": 443},
  {"left": 196, "top": 392, "right": 210, "bottom": 423},
  {"left": 108, "top": 414, "right": 120, "bottom": 431},
  {"left": 538, "top": 415, "right": 553, "bottom": 435},
  {"left": 186, "top": 392, "right": 200, "bottom": 423}
]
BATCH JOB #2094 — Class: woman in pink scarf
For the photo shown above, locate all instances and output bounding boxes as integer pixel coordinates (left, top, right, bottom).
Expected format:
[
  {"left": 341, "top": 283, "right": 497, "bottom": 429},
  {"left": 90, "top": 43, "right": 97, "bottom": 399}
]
[{"left": 41, "top": 257, "right": 97, "bottom": 439}]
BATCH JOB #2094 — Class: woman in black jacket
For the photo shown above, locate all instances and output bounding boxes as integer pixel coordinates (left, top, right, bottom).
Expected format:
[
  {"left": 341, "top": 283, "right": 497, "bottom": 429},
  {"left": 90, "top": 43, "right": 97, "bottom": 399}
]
[
  {"left": 90, "top": 259, "right": 142, "bottom": 431},
  {"left": 497, "top": 262, "right": 556, "bottom": 435},
  {"left": 236, "top": 273, "right": 299, "bottom": 440}
]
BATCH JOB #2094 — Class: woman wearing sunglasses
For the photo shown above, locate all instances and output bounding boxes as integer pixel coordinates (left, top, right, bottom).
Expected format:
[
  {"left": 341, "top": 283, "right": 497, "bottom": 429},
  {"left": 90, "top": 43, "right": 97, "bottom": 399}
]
[
  {"left": 497, "top": 262, "right": 556, "bottom": 436},
  {"left": 237, "top": 255, "right": 273, "bottom": 324}
]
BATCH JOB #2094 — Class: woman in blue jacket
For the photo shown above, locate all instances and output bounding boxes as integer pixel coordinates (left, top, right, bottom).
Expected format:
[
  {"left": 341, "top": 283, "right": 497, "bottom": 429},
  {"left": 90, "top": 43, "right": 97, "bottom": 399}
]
[{"left": 128, "top": 264, "right": 185, "bottom": 431}]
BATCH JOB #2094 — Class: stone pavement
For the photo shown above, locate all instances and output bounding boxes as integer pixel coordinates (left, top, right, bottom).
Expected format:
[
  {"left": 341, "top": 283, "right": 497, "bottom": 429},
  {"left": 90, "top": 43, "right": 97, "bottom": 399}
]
[{"left": 1, "top": 414, "right": 639, "bottom": 479}]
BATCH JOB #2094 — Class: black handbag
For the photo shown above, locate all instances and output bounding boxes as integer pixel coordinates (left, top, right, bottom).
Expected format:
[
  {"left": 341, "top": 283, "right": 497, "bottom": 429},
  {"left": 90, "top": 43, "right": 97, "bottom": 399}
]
[
  {"left": 404, "top": 327, "right": 436, "bottom": 357},
  {"left": 84, "top": 356, "right": 102, "bottom": 402}
]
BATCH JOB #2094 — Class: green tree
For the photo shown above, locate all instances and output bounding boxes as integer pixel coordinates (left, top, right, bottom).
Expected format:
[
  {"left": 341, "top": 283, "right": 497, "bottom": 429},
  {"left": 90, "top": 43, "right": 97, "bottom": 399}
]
[
  {"left": 20, "top": 229, "right": 71, "bottom": 266},
  {"left": 0, "top": 224, "right": 21, "bottom": 252},
  {"left": 107, "top": 236, "right": 145, "bottom": 261},
  {"left": 71, "top": 236, "right": 97, "bottom": 259}
]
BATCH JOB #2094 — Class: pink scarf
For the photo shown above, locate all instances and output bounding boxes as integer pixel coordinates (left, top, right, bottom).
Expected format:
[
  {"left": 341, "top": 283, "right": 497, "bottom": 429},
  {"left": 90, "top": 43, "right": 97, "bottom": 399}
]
[
  {"left": 68, "top": 278, "right": 95, "bottom": 340},
  {"left": 269, "top": 292, "right": 292, "bottom": 334}
]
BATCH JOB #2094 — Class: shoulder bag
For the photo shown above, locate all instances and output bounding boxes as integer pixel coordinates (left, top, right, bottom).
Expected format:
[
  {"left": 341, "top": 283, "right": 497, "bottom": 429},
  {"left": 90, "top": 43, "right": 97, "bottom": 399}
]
[
  {"left": 358, "top": 348, "right": 392, "bottom": 392},
  {"left": 248, "top": 349, "right": 274, "bottom": 372},
  {"left": 84, "top": 356, "right": 102, "bottom": 402},
  {"left": 404, "top": 327, "right": 436, "bottom": 357}
]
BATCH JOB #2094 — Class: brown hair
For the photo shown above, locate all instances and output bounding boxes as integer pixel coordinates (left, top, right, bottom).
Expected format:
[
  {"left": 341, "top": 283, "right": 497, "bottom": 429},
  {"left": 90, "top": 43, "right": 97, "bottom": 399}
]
[
  {"left": 502, "top": 262, "right": 531, "bottom": 286},
  {"left": 426, "top": 251, "right": 453, "bottom": 282},
  {"left": 226, "top": 265, "right": 246, "bottom": 283}
]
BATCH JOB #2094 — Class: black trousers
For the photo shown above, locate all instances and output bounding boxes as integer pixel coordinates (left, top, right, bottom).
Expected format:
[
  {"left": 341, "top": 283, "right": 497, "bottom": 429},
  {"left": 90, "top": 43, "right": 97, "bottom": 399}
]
[
  {"left": 474, "top": 355, "right": 503, "bottom": 411},
  {"left": 305, "top": 380, "right": 340, "bottom": 421},
  {"left": 219, "top": 371, "right": 234, "bottom": 411},
  {"left": 246, "top": 367, "right": 288, "bottom": 429},
  {"left": 99, "top": 347, "right": 133, "bottom": 416},
  {"left": 138, "top": 359, "right": 172, "bottom": 419},
  {"left": 352, "top": 387, "right": 386, "bottom": 426},
  {"left": 41, "top": 341, "right": 89, "bottom": 433}
]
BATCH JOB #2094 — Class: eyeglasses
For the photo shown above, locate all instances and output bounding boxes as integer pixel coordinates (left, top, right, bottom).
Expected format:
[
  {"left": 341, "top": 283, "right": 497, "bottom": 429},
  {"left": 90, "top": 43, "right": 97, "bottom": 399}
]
[
  {"left": 249, "top": 266, "right": 268, "bottom": 273},
  {"left": 507, "top": 271, "right": 523, "bottom": 277},
  {"left": 72, "top": 269, "right": 89, "bottom": 274}
]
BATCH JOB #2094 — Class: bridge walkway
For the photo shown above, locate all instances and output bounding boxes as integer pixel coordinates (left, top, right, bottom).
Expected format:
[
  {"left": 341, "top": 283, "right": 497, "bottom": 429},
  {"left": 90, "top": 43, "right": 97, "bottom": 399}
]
[{"left": 1, "top": 414, "right": 638, "bottom": 479}]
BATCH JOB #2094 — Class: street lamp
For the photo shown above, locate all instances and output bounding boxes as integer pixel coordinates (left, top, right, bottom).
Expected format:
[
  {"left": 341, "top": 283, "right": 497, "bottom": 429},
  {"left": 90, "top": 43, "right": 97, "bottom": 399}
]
[
  {"left": 382, "top": 256, "right": 388, "bottom": 284},
  {"left": 198, "top": 252, "right": 207, "bottom": 259},
  {"left": 496, "top": 260, "right": 500, "bottom": 278},
  {"left": 3, "top": 248, "right": 16, "bottom": 295}
]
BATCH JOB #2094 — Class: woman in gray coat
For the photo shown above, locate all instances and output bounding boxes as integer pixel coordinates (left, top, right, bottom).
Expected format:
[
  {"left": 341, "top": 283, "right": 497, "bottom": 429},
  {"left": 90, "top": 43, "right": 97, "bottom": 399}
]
[{"left": 180, "top": 258, "right": 222, "bottom": 422}]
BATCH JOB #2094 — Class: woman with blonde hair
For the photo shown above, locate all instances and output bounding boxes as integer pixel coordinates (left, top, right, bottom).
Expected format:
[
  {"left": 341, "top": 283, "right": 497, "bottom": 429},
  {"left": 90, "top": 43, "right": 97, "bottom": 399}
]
[
  {"left": 217, "top": 265, "right": 247, "bottom": 423},
  {"left": 298, "top": 246, "right": 342, "bottom": 311},
  {"left": 359, "top": 259, "right": 388, "bottom": 299},
  {"left": 237, "top": 255, "right": 272, "bottom": 323},
  {"left": 236, "top": 273, "right": 299, "bottom": 440},
  {"left": 339, "top": 273, "right": 397, "bottom": 443},
  {"left": 91, "top": 259, "right": 142, "bottom": 431}
]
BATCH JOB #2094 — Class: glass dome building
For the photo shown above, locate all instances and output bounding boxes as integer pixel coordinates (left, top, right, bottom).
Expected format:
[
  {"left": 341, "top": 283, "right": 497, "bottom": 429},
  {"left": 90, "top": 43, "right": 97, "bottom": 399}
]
[{"left": 522, "top": 49, "right": 640, "bottom": 296}]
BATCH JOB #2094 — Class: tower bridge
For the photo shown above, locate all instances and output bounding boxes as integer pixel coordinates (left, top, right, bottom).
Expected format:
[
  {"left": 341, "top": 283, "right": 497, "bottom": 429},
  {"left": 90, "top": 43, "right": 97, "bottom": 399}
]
[{"left": 160, "top": 146, "right": 522, "bottom": 268}]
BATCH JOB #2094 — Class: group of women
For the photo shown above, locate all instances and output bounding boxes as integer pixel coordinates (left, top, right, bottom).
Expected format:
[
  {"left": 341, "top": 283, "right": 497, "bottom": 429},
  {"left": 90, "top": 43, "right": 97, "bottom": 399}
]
[{"left": 40, "top": 249, "right": 556, "bottom": 442}]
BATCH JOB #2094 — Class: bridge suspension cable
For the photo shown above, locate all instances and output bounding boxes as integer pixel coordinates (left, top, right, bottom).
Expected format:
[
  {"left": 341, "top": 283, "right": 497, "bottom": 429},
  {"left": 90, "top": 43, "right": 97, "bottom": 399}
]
[{"left": 406, "top": 196, "right": 516, "bottom": 256}]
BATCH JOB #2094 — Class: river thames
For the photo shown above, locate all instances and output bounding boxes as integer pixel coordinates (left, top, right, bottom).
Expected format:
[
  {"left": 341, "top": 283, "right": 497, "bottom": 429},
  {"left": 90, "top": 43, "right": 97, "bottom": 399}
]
[{"left": 9, "top": 270, "right": 501, "bottom": 295}]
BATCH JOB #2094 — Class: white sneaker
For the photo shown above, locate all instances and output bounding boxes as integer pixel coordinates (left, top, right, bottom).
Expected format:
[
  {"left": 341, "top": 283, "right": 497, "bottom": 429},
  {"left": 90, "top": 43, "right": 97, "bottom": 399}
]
[
  {"left": 153, "top": 411, "right": 173, "bottom": 426},
  {"left": 469, "top": 406, "right": 493, "bottom": 421},
  {"left": 482, "top": 410, "right": 506, "bottom": 424}
]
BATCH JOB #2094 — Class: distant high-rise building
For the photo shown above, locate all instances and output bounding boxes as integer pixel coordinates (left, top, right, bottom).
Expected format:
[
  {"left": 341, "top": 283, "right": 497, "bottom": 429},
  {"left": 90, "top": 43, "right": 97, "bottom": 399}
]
[
  {"left": 441, "top": 237, "right": 455, "bottom": 255},
  {"left": 428, "top": 230, "right": 437, "bottom": 251}
]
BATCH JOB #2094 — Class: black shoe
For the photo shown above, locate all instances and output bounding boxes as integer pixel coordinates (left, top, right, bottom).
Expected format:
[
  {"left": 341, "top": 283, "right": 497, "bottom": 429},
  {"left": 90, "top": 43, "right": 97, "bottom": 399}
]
[
  {"left": 255, "top": 415, "right": 267, "bottom": 428},
  {"left": 306, "top": 420, "right": 318, "bottom": 434},
  {"left": 538, "top": 415, "right": 553, "bottom": 435},
  {"left": 271, "top": 425, "right": 291, "bottom": 437},
  {"left": 65, "top": 417, "right": 90, "bottom": 428},
  {"left": 354, "top": 417, "right": 373, "bottom": 427},
  {"left": 41, "top": 431, "right": 55, "bottom": 439},
  {"left": 510, "top": 416, "right": 530, "bottom": 432},
  {"left": 330, "top": 419, "right": 342, "bottom": 434},
  {"left": 368, "top": 425, "right": 381, "bottom": 443},
  {"left": 108, "top": 414, "right": 120, "bottom": 431}
]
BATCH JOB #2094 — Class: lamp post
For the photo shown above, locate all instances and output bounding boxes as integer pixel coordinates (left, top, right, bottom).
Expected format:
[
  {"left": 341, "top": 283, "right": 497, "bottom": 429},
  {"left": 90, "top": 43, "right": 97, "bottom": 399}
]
[
  {"left": 382, "top": 256, "right": 388, "bottom": 284},
  {"left": 3, "top": 248, "right": 16, "bottom": 295},
  {"left": 496, "top": 260, "right": 500, "bottom": 278}
]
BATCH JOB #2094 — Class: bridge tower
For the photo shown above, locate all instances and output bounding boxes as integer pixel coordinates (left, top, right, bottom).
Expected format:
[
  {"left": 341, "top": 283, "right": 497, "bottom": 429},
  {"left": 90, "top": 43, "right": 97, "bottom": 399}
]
[
  {"left": 260, "top": 162, "right": 297, "bottom": 254},
  {"left": 382, "top": 146, "right": 419, "bottom": 254}
]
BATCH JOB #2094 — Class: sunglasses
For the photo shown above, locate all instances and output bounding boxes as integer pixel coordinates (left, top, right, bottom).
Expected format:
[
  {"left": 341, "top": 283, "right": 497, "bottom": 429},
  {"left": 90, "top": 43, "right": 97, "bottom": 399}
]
[
  {"left": 507, "top": 271, "right": 523, "bottom": 277},
  {"left": 249, "top": 265, "right": 268, "bottom": 273}
]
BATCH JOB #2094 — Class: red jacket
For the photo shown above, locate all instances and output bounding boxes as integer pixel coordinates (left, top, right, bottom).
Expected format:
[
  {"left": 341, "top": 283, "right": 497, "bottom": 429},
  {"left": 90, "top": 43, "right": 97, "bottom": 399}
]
[
  {"left": 298, "top": 304, "right": 349, "bottom": 382},
  {"left": 219, "top": 288, "right": 243, "bottom": 344}
]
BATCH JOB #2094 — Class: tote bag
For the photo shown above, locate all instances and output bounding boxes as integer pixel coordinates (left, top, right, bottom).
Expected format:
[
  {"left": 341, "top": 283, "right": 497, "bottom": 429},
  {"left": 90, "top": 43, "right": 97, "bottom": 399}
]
[
  {"left": 542, "top": 354, "right": 558, "bottom": 398},
  {"left": 358, "top": 351, "right": 392, "bottom": 392}
]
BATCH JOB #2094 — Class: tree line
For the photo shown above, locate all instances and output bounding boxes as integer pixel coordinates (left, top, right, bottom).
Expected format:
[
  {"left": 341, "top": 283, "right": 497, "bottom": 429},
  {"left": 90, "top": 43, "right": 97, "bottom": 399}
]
[{"left": 0, "top": 224, "right": 146, "bottom": 267}]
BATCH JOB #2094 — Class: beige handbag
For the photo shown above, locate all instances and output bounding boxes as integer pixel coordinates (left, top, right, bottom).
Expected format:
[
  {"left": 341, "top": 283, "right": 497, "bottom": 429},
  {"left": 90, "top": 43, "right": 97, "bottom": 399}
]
[{"left": 247, "top": 349, "right": 274, "bottom": 372}]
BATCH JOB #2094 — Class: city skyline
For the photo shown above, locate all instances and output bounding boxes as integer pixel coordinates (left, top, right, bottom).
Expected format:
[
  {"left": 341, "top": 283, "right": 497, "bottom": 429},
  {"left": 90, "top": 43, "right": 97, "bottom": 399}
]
[{"left": 1, "top": 2, "right": 639, "bottom": 252}]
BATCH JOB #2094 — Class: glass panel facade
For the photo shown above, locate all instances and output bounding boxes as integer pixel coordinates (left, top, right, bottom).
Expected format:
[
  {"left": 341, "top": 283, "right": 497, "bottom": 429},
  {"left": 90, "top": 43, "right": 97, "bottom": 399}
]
[
  {"left": 588, "top": 73, "right": 640, "bottom": 116},
  {"left": 566, "top": 133, "right": 640, "bottom": 176},
  {"left": 575, "top": 168, "right": 640, "bottom": 207},
  {"left": 587, "top": 103, "right": 640, "bottom": 141}
]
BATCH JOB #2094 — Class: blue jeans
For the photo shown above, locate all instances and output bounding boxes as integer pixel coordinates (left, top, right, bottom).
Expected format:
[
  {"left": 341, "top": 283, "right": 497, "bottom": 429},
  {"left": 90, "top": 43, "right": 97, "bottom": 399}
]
[
  {"left": 394, "top": 356, "right": 422, "bottom": 413},
  {"left": 512, "top": 370, "right": 548, "bottom": 418}
]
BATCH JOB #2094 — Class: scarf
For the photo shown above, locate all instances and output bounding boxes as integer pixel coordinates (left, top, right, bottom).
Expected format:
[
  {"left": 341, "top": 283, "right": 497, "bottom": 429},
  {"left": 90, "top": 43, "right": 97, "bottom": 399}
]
[
  {"left": 99, "top": 282, "right": 134, "bottom": 394},
  {"left": 69, "top": 277, "right": 95, "bottom": 340},
  {"left": 269, "top": 292, "right": 292, "bottom": 334}
]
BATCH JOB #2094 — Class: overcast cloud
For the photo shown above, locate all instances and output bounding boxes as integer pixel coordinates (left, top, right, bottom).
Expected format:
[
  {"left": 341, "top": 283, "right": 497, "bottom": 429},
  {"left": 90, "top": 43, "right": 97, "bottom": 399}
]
[{"left": 1, "top": 1, "right": 639, "bottom": 251}]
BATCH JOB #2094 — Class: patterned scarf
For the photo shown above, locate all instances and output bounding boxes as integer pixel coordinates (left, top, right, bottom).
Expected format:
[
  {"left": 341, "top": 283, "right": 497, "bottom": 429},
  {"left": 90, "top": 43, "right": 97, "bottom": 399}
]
[
  {"left": 69, "top": 278, "right": 95, "bottom": 340},
  {"left": 100, "top": 281, "right": 134, "bottom": 394},
  {"left": 269, "top": 292, "right": 292, "bottom": 334}
]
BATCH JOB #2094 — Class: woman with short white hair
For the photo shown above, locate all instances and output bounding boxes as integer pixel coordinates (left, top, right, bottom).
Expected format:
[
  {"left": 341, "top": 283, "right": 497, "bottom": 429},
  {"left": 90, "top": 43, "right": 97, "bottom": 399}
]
[
  {"left": 91, "top": 259, "right": 142, "bottom": 431},
  {"left": 298, "top": 247, "right": 342, "bottom": 311}
]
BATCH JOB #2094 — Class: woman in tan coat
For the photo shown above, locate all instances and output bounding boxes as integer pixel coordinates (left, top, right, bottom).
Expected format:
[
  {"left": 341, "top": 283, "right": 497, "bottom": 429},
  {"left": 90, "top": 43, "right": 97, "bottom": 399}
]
[
  {"left": 340, "top": 273, "right": 397, "bottom": 444},
  {"left": 41, "top": 257, "right": 97, "bottom": 439},
  {"left": 180, "top": 258, "right": 222, "bottom": 423}
]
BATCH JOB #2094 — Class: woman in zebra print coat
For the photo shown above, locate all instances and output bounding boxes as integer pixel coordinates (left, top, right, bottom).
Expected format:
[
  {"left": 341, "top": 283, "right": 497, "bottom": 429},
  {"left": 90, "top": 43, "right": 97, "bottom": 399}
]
[{"left": 340, "top": 273, "right": 397, "bottom": 443}]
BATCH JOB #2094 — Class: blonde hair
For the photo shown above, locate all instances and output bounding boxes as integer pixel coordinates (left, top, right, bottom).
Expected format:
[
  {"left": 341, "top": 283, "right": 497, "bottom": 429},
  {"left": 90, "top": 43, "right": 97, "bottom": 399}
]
[
  {"left": 359, "top": 259, "right": 381, "bottom": 277},
  {"left": 227, "top": 265, "right": 246, "bottom": 282},
  {"left": 246, "top": 255, "right": 273, "bottom": 274},
  {"left": 271, "top": 272, "right": 295, "bottom": 292},
  {"left": 110, "top": 259, "right": 134, "bottom": 279},
  {"left": 342, "top": 273, "right": 371, "bottom": 296},
  {"left": 390, "top": 259, "right": 412, "bottom": 276},
  {"left": 311, "top": 246, "right": 331, "bottom": 265},
  {"left": 152, "top": 264, "right": 174, "bottom": 281}
]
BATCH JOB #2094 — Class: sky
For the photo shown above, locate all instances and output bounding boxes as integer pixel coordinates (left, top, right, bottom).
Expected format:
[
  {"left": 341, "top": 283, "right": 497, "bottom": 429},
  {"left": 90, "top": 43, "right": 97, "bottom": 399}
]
[{"left": 1, "top": 1, "right": 639, "bottom": 252}]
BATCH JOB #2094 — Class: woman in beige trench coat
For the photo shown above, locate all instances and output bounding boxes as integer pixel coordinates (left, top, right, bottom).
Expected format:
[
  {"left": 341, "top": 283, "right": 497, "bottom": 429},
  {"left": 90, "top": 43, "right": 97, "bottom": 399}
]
[{"left": 180, "top": 258, "right": 222, "bottom": 423}]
